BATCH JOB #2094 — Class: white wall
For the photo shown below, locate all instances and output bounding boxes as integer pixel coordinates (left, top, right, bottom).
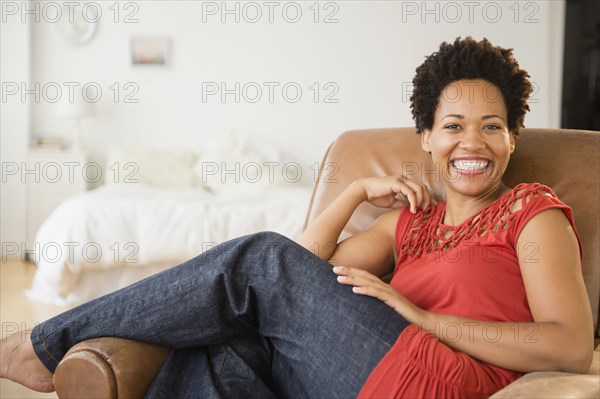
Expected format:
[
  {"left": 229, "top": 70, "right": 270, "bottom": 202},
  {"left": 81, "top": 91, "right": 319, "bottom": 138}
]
[
  {"left": 1, "top": 12, "right": 30, "bottom": 253},
  {"left": 1, "top": 0, "right": 566, "bottom": 250},
  {"left": 29, "top": 1, "right": 565, "bottom": 161}
]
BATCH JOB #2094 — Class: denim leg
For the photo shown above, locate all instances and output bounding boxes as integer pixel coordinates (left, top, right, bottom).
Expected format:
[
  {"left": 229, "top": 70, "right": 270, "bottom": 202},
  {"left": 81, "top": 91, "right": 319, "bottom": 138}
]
[
  {"left": 145, "top": 334, "right": 275, "bottom": 399},
  {"left": 31, "top": 232, "right": 409, "bottom": 398}
]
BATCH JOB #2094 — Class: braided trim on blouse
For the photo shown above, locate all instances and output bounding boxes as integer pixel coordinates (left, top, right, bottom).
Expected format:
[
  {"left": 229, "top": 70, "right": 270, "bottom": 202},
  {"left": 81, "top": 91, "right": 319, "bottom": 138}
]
[{"left": 400, "top": 183, "right": 553, "bottom": 258}]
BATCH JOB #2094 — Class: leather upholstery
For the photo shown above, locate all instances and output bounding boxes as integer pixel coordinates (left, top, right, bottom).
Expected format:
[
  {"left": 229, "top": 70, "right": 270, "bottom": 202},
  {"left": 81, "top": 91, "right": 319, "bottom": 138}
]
[
  {"left": 54, "top": 338, "right": 168, "bottom": 399},
  {"left": 490, "top": 350, "right": 600, "bottom": 398},
  {"left": 53, "top": 128, "right": 600, "bottom": 398},
  {"left": 304, "top": 128, "right": 600, "bottom": 337}
]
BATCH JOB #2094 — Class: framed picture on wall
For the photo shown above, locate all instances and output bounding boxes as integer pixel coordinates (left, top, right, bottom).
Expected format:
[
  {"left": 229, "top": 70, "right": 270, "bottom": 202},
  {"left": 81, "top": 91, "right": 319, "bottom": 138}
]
[{"left": 131, "top": 37, "right": 171, "bottom": 66}]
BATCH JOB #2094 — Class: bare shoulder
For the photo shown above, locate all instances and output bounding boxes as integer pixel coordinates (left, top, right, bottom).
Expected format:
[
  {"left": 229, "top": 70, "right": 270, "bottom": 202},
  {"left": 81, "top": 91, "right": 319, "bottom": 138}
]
[
  {"left": 517, "top": 207, "right": 576, "bottom": 245},
  {"left": 370, "top": 208, "right": 403, "bottom": 238},
  {"left": 347, "top": 207, "right": 403, "bottom": 253},
  {"left": 516, "top": 206, "right": 581, "bottom": 305}
]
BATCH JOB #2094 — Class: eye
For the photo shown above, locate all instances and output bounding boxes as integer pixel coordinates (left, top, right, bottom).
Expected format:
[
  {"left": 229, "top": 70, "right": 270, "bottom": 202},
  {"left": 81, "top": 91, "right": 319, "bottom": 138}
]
[
  {"left": 483, "top": 124, "right": 502, "bottom": 131},
  {"left": 444, "top": 123, "right": 461, "bottom": 130}
]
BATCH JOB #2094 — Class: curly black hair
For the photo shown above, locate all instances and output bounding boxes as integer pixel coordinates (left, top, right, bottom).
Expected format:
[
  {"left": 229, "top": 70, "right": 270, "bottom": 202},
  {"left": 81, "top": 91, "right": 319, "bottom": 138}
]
[{"left": 410, "top": 37, "right": 533, "bottom": 135}]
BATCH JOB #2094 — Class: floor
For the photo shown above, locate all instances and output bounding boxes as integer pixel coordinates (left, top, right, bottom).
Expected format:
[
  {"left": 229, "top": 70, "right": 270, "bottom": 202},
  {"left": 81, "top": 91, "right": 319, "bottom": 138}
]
[{"left": 1, "top": 260, "right": 67, "bottom": 399}]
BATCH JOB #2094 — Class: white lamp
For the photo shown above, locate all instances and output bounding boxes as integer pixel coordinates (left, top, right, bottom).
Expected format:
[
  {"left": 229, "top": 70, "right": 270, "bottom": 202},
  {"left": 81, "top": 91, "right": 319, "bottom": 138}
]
[{"left": 58, "top": 96, "right": 95, "bottom": 151}]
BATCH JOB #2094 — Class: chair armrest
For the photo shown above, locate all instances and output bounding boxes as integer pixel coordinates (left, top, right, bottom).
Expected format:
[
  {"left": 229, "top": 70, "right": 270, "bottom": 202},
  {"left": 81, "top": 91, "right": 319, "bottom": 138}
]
[
  {"left": 54, "top": 337, "right": 169, "bottom": 399},
  {"left": 490, "top": 350, "right": 599, "bottom": 398},
  {"left": 52, "top": 339, "right": 598, "bottom": 398}
]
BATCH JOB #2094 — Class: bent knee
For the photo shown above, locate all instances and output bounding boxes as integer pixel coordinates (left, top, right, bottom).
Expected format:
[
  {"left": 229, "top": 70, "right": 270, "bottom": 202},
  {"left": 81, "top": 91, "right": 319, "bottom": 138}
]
[
  {"left": 251, "top": 231, "right": 290, "bottom": 243},
  {"left": 247, "top": 231, "right": 326, "bottom": 269}
]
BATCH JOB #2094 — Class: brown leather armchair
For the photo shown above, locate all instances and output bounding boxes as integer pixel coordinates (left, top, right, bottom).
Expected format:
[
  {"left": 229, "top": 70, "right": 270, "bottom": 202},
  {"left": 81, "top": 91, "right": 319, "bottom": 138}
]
[{"left": 53, "top": 128, "right": 600, "bottom": 398}]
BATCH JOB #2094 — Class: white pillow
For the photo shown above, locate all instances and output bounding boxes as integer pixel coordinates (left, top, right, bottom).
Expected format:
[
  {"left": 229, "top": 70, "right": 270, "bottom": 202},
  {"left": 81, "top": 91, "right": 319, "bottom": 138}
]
[
  {"left": 193, "top": 133, "right": 286, "bottom": 195},
  {"left": 105, "top": 147, "right": 198, "bottom": 188}
]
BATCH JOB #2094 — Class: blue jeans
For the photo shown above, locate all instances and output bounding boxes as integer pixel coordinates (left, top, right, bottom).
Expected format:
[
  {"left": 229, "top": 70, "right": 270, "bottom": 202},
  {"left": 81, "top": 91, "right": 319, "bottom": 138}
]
[{"left": 32, "top": 232, "right": 409, "bottom": 398}]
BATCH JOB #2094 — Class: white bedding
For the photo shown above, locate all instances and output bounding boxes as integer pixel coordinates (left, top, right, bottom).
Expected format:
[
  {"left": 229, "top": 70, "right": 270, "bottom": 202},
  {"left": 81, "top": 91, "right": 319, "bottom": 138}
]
[{"left": 27, "top": 184, "right": 312, "bottom": 306}]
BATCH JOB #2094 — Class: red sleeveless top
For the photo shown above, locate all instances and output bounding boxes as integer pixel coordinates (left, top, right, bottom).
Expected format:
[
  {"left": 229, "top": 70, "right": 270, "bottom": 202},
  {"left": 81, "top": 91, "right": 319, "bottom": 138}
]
[{"left": 358, "top": 183, "right": 582, "bottom": 398}]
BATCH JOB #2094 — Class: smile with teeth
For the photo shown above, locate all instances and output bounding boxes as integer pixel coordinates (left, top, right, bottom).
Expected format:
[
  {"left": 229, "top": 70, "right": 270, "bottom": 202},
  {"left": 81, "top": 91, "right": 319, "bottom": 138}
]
[{"left": 451, "top": 160, "right": 490, "bottom": 171}]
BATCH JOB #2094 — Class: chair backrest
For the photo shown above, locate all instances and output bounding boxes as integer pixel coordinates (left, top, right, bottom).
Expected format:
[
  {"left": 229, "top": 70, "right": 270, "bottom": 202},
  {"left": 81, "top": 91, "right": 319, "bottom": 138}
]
[{"left": 304, "top": 127, "right": 600, "bottom": 339}]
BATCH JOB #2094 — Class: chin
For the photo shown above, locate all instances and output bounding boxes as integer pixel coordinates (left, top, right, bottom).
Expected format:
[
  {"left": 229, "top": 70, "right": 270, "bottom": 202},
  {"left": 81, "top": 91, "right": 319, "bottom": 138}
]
[{"left": 444, "top": 175, "right": 503, "bottom": 197}]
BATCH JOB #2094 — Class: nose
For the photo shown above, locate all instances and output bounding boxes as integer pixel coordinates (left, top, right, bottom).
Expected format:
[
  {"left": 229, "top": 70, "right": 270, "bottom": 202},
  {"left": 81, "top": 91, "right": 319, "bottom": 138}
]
[{"left": 459, "top": 128, "right": 486, "bottom": 150}]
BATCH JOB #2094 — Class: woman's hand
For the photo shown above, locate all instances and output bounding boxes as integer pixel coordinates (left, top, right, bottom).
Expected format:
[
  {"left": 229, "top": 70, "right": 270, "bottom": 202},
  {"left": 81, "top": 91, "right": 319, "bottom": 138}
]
[
  {"left": 354, "top": 176, "right": 436, "bottom": 213},
  {"left": 332, "top": 266, "right": 426, "bottom": 324}
]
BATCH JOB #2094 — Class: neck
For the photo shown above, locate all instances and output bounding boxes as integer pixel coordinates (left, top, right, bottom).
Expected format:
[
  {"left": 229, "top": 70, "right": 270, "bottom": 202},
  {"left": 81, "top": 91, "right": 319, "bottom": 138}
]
[{"left": 443, "top": 184, "right": 510, "bottom": 226}]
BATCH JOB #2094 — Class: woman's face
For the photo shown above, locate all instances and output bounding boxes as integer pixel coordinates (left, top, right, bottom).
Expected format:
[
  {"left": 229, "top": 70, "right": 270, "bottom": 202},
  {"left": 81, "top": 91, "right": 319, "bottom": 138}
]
[{"left": 421, "top": 79, "right": 515, "bottom": 199}]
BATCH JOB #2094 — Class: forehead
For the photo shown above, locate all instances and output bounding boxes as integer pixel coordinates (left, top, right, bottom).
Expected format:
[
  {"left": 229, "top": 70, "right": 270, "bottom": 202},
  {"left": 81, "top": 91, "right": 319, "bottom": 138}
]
[{"left": 436, "top": 79, "right": 507, "bottom": 118}]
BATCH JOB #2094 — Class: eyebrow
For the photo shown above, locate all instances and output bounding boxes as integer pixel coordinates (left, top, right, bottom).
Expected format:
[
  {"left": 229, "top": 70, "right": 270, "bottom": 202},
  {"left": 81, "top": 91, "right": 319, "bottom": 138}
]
[
  {"left": 441, "top": 114, "right": 506, "bottom": 122},
  {"left": 441, "top": 114, "right": 464, "bottom": 120},
  {"left": 481, "top": 114, "right": 506, "bottom": 122}
]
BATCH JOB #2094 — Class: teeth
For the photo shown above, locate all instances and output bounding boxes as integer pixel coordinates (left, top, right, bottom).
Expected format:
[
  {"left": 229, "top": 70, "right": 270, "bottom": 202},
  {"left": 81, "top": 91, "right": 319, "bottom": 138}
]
[{"left": 452, "top": 160, "right": 489, "bottom": 170}]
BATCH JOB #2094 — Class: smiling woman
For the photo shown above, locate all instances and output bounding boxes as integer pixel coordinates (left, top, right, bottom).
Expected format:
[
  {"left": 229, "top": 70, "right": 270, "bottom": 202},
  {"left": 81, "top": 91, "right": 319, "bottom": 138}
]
[
  {"left": 421, "top": 80, "right": 515, "bottom": 207},
  {"left": 1, "top": 37, "right": 594, "bottom": 399}
]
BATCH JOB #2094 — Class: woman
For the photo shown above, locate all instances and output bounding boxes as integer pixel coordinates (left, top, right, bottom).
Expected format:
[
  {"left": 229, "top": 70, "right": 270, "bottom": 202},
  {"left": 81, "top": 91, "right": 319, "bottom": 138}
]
[{"left": 1, "top": 37, "right": 593, "bottom": 398}]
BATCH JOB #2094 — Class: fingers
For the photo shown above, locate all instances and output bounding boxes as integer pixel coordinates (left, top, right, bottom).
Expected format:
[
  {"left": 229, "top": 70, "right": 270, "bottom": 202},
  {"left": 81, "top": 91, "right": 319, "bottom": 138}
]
[
  {"left": 332, "top": 266, "right": 395, "bottom": 302},
  {"left": 401, "top": 178, "right": 424, "bottom": 209},
  {"left": 332, "top": 266, "right": 389, "bottom": 295},
  {"left": 332, "top": 266, "right": 379, "bottom": 283},
  {"left": 360, "top": 175, "right": 437, "bottom": 212},
  {"left": 392, "top": 177, "right": 435, "bottom": 213},
  {"left": 332, "top": 266, "right": 422, "bottom": 322}
]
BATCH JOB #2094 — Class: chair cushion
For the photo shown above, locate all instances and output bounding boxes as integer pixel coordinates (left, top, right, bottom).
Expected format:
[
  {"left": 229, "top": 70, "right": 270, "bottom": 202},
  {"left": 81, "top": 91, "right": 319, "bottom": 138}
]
[{"left": 489, "top": 350, "right": 600, "bottom": 398}]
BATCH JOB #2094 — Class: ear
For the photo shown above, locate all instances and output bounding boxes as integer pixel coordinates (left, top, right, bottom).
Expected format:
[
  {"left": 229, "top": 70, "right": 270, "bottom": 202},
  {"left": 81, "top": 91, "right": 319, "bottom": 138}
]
[
  {"left": 509, "top": 132, "right": 516, "bottom": 154},
  {"left": 421, "top": 129, "right": 432, "bottom": 153}
]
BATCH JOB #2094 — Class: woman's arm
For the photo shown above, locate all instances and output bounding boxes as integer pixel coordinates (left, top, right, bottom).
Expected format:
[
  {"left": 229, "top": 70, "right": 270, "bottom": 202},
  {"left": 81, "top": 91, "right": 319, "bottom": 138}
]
[
  {"left": 419, "top": 208, "right": 593, "bottom": 373},
  {"left": 297, "top": 176, "right": 434, "bottom": 278},
  {"left": 334, "top": 208, "right": 594, "bottom": 373}
]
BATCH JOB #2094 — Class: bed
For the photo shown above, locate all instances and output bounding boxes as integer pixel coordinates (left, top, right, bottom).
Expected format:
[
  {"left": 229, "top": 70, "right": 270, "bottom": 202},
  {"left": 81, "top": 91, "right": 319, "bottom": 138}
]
[{"left": 26, "top": 138, "right": 313, "bottom": 306}]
